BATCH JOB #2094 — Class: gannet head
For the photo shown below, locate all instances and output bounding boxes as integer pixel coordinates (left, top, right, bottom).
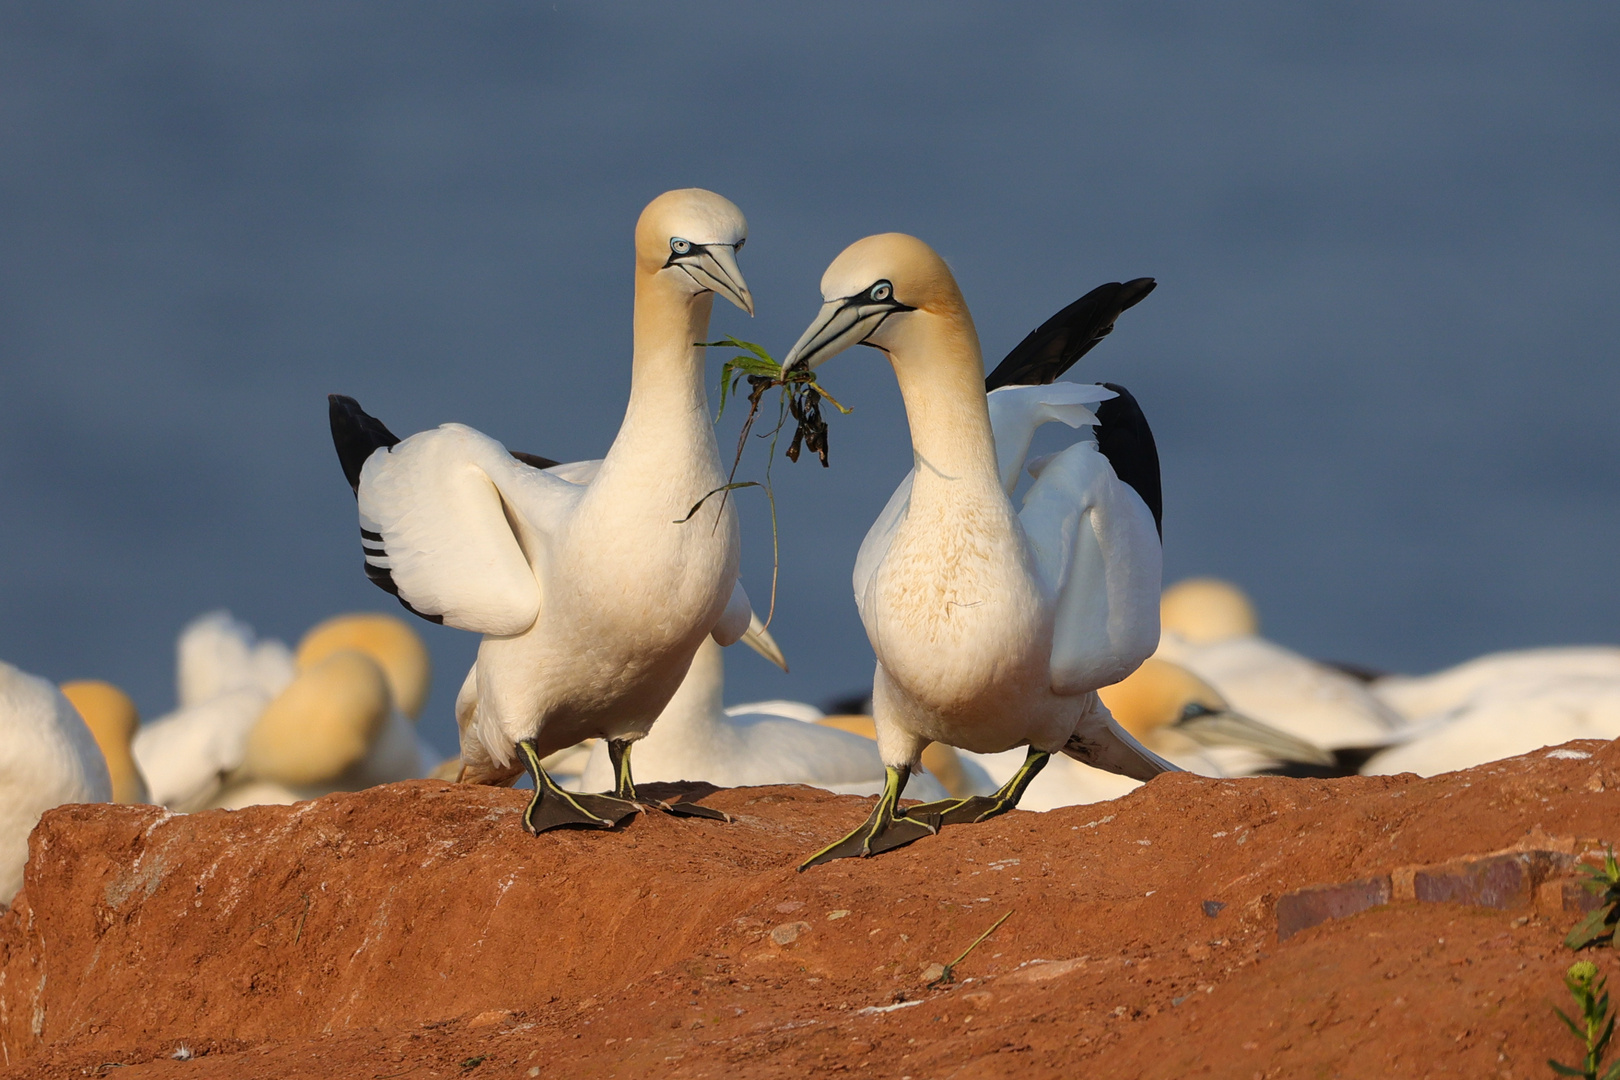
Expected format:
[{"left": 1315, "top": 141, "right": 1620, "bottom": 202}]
[
  {"left": 297, "top": 612, "right": 432, "bottom": 721},
  {"left": 636, "top": 188, "right": 753, "bottom": 315},
  {"left": 782, "top": 233, "right": 964, "bottom": 370},
  {"left": 1100, "top": 658, "right": 1333, "bottom": 766},
  {"left": 59, "top": 680, "right": 148, "bottom": 804},
  {"left": 1160, "top": 577, "right": 1259, "bottom": 645},
  {"left": 242, "top": 650, "right": 391, "bottom": 785}
]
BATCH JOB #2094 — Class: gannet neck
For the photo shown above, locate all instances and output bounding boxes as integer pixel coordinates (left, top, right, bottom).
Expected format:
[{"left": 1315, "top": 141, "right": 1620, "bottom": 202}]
[
  {"left": 626, "top": 269, "right": 717, "bottom": 422},
  {"left": 887, "top": 313, "right": 1000, "bottom": 484}
]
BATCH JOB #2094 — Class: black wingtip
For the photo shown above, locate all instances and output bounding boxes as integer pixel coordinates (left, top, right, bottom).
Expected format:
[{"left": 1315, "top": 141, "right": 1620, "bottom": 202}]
[
  {"left": 328, "top": 394, "right": 400, "bottom": 494},
  {"left": 985, "top": 277, "right": 1158, "bottom": 391},
  {"left": 1094, "top": 382, "right": 1163, "bottom": 540}
]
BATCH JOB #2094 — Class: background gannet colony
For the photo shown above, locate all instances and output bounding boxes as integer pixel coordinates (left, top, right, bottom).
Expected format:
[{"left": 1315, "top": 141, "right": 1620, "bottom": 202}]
[
  {"left": 0, "top": 0, "right": 1612, "bottom": 892},
  {"left": 0, "top": 10, "right": 1616, "bottom": 1079}
]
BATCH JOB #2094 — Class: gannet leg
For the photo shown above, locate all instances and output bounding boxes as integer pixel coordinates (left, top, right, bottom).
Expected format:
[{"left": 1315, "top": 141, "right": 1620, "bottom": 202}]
[
  {"left": 517, "top": 739, "right": 640, "bottom": 834},
  {"left": 904, "top": 747, "right": 1051, "bottom": 827},
  {"left": 798, "top": 765, "right": 939, "bottom": 871},
  {"left": 606, "top": 738, "right": 730, "bottom": 822}
]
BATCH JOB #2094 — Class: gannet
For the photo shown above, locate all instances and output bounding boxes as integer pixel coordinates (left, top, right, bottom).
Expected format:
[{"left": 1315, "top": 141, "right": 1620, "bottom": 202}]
[
  {"left": 297, "top": 612, "right": 432, "bottom": 719},
  {"left": 1153, "top": 576, "right": 1404, "bottom": 771},
  {"left": 578, "top": 637, "right": 949, "bottom": 800},
  {"left": 1371, "top": 646, "right": 1620, "bottom": 725},
  {"left": 782, "top": 233, "right": 1173, "bottom": 867},
  {"left": 961, "top": 656, "right": 1334, "bottom": 807},
  {"left": 1364, "top": 671, "right": 1620, "bottom": 777},
  {"left": 1357, "top": 645, "right": 1620, "bottom": 776},
  {"left": 59, "top": 680, "right": 149, "bottom": 804},
  {"left": 329, "top": 189, "right": 758, "bottom": 833},
  {"left": 1, "top": 661, "right": 113, "bottom": 903},
  {"left": 133, "top": 612, "right": 296, "bottom": 810}
]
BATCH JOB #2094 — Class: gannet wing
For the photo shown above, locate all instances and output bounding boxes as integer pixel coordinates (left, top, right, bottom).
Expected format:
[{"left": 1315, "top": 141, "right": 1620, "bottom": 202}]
[
  {"left": 984, "top": 278, "right": 1156, "bottom": 391},
  {"left": 852, "top": 470, "right": 915, "bottom": 625},
  {"left": 1093, "top": 383, "right": 1162, "bottom": 538},
  {"left": 1020, "top": 438, "right": 1162, "bottom": 697},
  {"left": 986, "top": 382, "right": 1115, "bottom": 494},
  {"left": 355, "top": 422, "right": 580, "bottom": 635}
]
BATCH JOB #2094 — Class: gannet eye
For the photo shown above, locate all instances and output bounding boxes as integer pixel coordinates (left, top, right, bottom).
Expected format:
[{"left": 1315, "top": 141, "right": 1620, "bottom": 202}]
[
  {"left": 869, "top": 281, "right": 893, "bottom": 303},
  {"left": 733, "top": 237, "right": 745, "bottom": 252},
  {"left": 670, "top": 238, "right": 692, "bottom": 255}
]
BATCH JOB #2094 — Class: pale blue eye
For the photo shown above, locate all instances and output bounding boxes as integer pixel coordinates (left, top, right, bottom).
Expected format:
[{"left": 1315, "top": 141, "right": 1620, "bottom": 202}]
[
  {"left": 870, "top": 281, "right": 892, "bottom": 302},
  {"left": 670, "top": 238, "right": 692, "bottom": 255}
]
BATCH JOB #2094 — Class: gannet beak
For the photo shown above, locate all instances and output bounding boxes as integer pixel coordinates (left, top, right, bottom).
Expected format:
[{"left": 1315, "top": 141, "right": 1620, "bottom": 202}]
[
  {"left": 739, "top": 611, "right": 788, "bottom": 672},
  {"left": 677, "top": 243, "right": 753, "bottom": 315},
  {"left": 782, "top": 298, "right": 888, "bottom": 371},
  {"left": 1174, "top": 707, "right": 1335, "bottom": 766}
]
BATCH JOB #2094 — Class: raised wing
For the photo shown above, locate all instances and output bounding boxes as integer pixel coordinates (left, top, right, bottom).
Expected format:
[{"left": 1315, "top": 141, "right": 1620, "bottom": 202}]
[
  {"left": 985, "top": 382, "right": 1114, "bottom": 494},
  {"left": 984, "top": 278, "right": 1156, "bottom": 391},
  {"left": 356, "top": 423, "right": 582, "bottom": 635},
  {"left": 1019, "top": 439, "right": 1161, "bottom": 697},
  {"left": 1093, "top": 382, "right": 1162, "bottom": 538}
]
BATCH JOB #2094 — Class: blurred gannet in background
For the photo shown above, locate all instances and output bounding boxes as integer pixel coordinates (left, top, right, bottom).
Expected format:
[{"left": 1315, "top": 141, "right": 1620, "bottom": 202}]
[
  {"left": 133, "top": 612, "right": 436, "bottom": 811},
  {"left": 329, "top": 189, "right": 758, "bottom": 833},
  {"left": 60, "top": 680, "right": 149, "bottom": 804},
  {"left": 962, "top": 656, "right": 1334, "bottom": 807},
  {"left": 1360, "top": 646, "right": 1620, "bottom": 776},
  {"left": 1, "top": 661, "right": 113, "bottom": 903},
  {"left": 1153, "top": 577, "right": 1405, "bottom": 772},
  {"left": 579, "top": 637, "right": 951, "bottom": 800},
  {"left": 782, "top": 233, "right": 1172, "bottom": 868},
  {"left": 133, "top": 612, "right": 297, "bottom": 810},
  {"left": 1371, "top": 646, "right": 1620, "bottom": 725}
]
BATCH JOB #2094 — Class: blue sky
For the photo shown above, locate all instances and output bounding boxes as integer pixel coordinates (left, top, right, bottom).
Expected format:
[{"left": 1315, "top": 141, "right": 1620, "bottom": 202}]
[{"left": 2, "top": 3, "right": 1616, "bottom": 755}]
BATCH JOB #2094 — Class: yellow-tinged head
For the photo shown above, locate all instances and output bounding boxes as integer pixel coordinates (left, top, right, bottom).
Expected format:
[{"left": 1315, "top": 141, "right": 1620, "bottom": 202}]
[
  {"left": 296, "top": 613, "right": 431, "bottom": 720},
  {"left": 782, "top": 233, "right": 972, "bottom": 372},
  {"left": 1099, "top": 658, "right": 1333, "bottom": 766},
  {"left": 59, "top": 680, "right": 147, "bottom": 804},
  {"left": 243, "top": 650, "right": 389, "bottom": 786},
  {"left": 1160, "top": 577, "right": 1259, "bottom": 645},
  {"left": 634, "top": 188, "right": 752, "bottom": 314}
]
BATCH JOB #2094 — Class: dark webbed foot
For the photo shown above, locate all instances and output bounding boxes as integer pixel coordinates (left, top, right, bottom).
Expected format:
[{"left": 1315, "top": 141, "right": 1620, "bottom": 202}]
[
  {"left": 798, "top": 765, "right": 939, "bottom": 871},
  {"left": 904, "top": 747, "right": 1051, "bottom": 826},
  {"left": 607, "top": 738, "right": 730, "bottom": 822},
  {"left": 518, "top": 740, "right": 640, "bottom": 834}
]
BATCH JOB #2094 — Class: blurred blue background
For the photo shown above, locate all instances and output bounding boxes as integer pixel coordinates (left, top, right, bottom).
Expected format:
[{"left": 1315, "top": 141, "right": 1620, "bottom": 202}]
[{"left": 2, "top": 3, "right": 1615, "bottom": 757}]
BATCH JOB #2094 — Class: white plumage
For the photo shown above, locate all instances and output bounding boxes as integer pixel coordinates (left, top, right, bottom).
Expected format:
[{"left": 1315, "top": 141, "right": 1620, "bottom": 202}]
[
  {"left": 1364, "top": 647, "right": 1620, "bottom": 776},
  {"left": 334, "top": 189, "right": 759, "bottom": 828},
  {"left": 0, "top": 661, "right": 112, "bottom": 903},
  {"left": 782, "top": 233, "right": 1171, "bottom": 864},
  {"left": 579, "top": 638, "right": 948, "bottom": 800}
]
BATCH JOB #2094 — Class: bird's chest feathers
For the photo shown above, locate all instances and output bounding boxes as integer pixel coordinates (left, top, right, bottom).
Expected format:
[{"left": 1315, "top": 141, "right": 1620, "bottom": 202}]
[{"left": 868, "top": 493, "right": 1041, "bottom": 694}]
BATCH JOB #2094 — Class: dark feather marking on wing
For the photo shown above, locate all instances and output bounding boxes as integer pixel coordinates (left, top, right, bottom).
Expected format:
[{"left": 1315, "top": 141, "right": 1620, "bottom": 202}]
[
  {"left": 509, "top": 450, "right": 562, "bottom": 470},
  {"left": 362, "top": 560, "right": 446, "bottom": 626},
  {"left": 984, "top": 278, "right": 1156, "bottom": 391},
  {"left": 360, "top": 528, "right": 384, "bottom": 542},
  {"left": 328, "top": 394, "right": 400, "bottom": 493},
  {"left": 1093, "top": 382, "right": 1162, "bottom": 540}
]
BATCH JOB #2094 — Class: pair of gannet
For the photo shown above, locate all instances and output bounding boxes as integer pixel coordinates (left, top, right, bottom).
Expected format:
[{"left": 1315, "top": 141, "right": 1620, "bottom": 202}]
[
  {"left": 0, "top": 662, "right": 112, "bottom": 903},
  {"left": 331, "top": 189, "right": 761, "bottom": 832},
  {"left": 778, "top": 234, "right": 1181, "bottom": 867},
  {"left": 132, "top": 611, "right": 436, "bottom": 810},
  {"left": 1362, "top": 646, "right": 1620, "bottom": 776},
  {"left": 1153, "top": 577, "right": 1406, "bottom": 773}
]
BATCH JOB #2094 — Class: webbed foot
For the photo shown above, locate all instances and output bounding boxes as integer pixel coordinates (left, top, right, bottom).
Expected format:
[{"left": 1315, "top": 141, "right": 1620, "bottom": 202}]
[
  {"left": 904, "top": 747, "right": 1051, "bottom": 826},
  {"left": 518, "top": 739, "right": 640, "bottom": 834},
  {"left": 799, "top": 765, "right": 938, "bottom": 871},
  {"left": 607, "top": 738, "right": 729, "bottom": 822}
]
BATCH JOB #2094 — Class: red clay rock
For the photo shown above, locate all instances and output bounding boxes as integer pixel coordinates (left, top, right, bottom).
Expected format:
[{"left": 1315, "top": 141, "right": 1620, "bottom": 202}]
[
  {"left": 0, "top": 740, "right": 1617, "bottom": 1078},
  {"left": 1275, "top": 875, "right": 1392, "bottom": 941}
]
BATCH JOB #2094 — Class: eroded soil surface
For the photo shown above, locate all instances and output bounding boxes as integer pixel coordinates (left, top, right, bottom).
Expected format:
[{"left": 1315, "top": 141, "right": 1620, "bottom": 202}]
[{"left": 3, "top": 740, "right": 1619, "bottom": 1079}]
